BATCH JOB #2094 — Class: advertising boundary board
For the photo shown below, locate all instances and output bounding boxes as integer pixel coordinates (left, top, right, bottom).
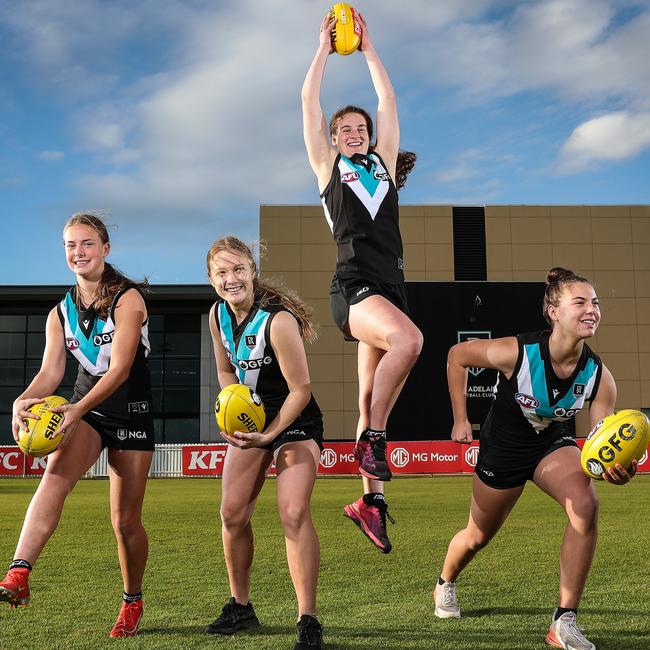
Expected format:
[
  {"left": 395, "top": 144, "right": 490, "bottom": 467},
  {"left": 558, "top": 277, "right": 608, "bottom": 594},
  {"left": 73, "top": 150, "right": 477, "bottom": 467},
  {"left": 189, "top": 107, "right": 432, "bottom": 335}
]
[{"left": 1, "top": 442, "right": 649, "bottom": 478}]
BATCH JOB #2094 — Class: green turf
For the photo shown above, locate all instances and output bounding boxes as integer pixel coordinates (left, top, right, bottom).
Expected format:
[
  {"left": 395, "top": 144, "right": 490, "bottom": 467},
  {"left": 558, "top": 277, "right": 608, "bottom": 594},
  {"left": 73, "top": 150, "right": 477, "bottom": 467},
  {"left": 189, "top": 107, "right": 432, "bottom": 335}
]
[{"left": 0, "top": 476, "right": 649, "bottom": 649}]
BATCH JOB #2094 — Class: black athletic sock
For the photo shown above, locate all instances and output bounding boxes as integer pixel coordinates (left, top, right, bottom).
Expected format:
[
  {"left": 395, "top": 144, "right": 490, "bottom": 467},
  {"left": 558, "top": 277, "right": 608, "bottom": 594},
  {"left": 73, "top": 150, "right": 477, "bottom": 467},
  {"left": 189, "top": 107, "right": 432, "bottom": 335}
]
[
  {"left": 122, "top": 591, "right": 143, "bottom": 604},
  {"left": 363, "top": 492, "right": 386, "bottom": 507},
  {"left": 554, "top": 607, "right": 577, "bottom": 620},
  {"left": 362, "top": 428, "right": 386, "bottom": 441},
  {"left": 438, "top": 576, "right": 447, "bottom": 586},
  {"left": 9, "top": 559, "right": 32, "bottom": 572}
]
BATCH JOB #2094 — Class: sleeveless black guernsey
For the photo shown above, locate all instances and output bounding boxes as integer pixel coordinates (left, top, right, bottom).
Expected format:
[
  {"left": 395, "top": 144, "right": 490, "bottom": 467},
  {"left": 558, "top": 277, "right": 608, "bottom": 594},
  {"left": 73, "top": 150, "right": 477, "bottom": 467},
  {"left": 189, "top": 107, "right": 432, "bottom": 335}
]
[
  {"left": 481, "top": 330, "right": 603, "bottom": 446},
  {"left": 214, "top": 296, "right": 321, "bottom": 422},
  {"left": 321, "top": 151, "right": 404, "bottom": 285},
  {"left": 57, "top": 286, "right": 153, "bottom": 420}
]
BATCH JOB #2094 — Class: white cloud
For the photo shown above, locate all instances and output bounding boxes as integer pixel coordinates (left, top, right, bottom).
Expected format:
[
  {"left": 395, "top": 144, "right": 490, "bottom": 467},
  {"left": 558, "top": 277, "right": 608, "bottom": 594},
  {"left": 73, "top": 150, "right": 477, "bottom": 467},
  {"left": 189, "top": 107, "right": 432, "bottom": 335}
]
[
  {"left": 558, "top": 111, "right": 650, "bottom": 171},
  {"left": 39, "top": 150, "right": 64, "bottom": 160}
]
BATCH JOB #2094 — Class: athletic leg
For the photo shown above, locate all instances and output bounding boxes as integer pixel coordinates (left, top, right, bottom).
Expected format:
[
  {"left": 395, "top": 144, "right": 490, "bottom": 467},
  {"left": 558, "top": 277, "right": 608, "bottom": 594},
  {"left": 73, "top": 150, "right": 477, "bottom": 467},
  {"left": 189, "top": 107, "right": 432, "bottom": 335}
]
[
  {"left": 107, "top": 449, "right": 153, "bottom": 595},
  {"left": 275, "top": 441, "right": 321, "bottom": 617}
]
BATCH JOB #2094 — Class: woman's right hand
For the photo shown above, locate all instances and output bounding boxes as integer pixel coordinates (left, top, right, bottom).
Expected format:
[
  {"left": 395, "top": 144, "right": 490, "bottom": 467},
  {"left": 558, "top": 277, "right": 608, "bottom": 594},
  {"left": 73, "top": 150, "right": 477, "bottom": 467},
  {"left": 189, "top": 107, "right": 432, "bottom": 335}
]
[
  {"left": 11, "top": 398, "right": 45, "bottom": 442},
  {"left": 451, "top": 419, "right": 474, "bottom": 444},
  {"left": 319, "top": 13, "right": 335, "bottom": 53}
]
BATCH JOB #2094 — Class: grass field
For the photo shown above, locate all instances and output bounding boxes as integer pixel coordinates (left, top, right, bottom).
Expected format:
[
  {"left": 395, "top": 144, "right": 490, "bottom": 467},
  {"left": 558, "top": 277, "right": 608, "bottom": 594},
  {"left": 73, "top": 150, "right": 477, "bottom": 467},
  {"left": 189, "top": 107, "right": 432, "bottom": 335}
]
[{"left": 0, "top": 476, "right": 649, "bottom": 650}]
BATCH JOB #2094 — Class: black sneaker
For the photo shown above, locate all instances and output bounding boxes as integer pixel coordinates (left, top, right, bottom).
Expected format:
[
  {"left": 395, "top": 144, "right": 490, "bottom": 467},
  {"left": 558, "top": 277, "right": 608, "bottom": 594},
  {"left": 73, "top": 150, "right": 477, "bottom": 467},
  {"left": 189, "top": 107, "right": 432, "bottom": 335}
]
[
  {"left": 294, "top": 614, "right": 323, "bottom": 649},
  {"left": 354, "top": 429, "right": 392, "bottom": 481},
  {"left": 205, "top": 597, "right": 260, "bottom": 635}
]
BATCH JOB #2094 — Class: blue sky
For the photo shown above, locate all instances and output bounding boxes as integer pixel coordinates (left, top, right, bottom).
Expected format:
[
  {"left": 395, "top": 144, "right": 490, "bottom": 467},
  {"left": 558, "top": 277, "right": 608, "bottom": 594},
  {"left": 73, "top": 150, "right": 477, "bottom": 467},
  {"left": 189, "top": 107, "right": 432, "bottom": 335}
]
[{"left": 2, "top": 0, "right": 649, "bottom": 285}]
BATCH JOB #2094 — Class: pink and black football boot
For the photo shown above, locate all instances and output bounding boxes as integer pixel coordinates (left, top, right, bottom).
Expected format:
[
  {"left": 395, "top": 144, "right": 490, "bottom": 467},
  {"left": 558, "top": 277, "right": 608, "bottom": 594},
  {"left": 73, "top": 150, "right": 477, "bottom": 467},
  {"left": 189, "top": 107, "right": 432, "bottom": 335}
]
[
  {"left": 354, "top": 429, "right": 392, "bottom": 481},
  {"left": 343, "top": 493, "right": 395, "bottom": 554}
]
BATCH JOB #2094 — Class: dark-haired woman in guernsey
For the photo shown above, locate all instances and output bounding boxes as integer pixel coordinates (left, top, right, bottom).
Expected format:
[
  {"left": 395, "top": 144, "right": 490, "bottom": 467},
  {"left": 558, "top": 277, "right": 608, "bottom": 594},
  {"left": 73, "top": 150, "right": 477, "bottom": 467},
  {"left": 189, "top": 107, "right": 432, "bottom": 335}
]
[
  {"left": 434, "top": 268, "right": 636, "bottom": 650},
  {"left": 302, "top": 10, "right": 422, "bottom": 555},
  {"left": 0, "top": 214, "right": 154, "bottom": 638}
]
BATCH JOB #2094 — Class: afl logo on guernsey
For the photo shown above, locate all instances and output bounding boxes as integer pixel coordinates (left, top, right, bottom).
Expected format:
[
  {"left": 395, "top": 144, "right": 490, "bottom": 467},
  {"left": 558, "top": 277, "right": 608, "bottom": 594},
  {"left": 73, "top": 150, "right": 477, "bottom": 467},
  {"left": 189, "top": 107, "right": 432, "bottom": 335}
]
[
  {"left": 341, "top": 171, "right": 360, "bottom": 183},
  {"left": 515, "top": 393, "right": 540, "bottom": 408},
  {"left": 65, "top": 337, "right": 80, "bottom": 350}
]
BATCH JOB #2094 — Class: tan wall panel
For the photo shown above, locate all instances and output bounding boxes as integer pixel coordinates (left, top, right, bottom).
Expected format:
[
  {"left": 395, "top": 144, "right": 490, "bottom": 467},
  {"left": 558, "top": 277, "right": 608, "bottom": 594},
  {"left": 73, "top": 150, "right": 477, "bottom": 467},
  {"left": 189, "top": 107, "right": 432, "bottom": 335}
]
[
  {"left": 323, "top": 410, "right": 344, "bottom": 439},
  {"left": 300, "top": 244, "right": 336, "bottom": 272},
  {"left": 425, "top": 243, "right": 454, "bottom": 271},
  {"left": 633, "top": 244, "right": 650, "bottom": 270},
  {"left": 424, "top": 216, "right": 454, "bottom": 243},
  {"left": 510, "top": 206, "right": 551, "bottom": 218},
  {"left": 261, "top": 205, "right": 301, "bottom": 218},
  {"left": 344, "top": 340, "right": 358, "bottom": 355},
  {"left": 595, "top": 325, "right": 638, "bottom": 352},
  {"left": 485, "top": 217, "right": 511, "bottom": 244},
  {"left": 487, "top": 244, "right": 512, "bottom": 271},
  {"left": 615, "top": 380, "right": 640, "bottom": 409},
  {"left": 260, "top": 216, "right": 300, "bottom": 244},
  {"left": 400, "top": 216, "right": 425, "bottom": 243},
  {"left": 308, "top": 298, "right": 331, "bottom": 324},
  {"left": 400, "top": 205, "right": 425, "bottom": 218},
  {"left": 574, "top": 409, "right": 591, "bottom": 438},
  {"left": 343, "top": 383, "right": 359, "bottom": 411},
  {"left": 343, "top": 355, "right": 357, "bottom": 381},
  {"left": 511, "top": 269, "right": 549, "bottom": 281},
  {"left": 638, "top": 353, "right": 650, "bottom": 380},
  {"left": 311, "top": 325, "right": 344, "bottom": 355},
  {"left": 487, "top": 270, "right": 514, "bottom": 280},
  {"left": 261, "top": 271, "right": 301, "bottom": 293},
  {"left": 591, "top": 216, "right": 633, "bottom": 243},
  {"left": 485, "top": 205, "right": 510, "bottom": 218},
  {"left": 599, "top": 297, "right": 637, "bottom": 326},
  {"left": 636, "top": 298, "right": 650, "bottom": 323},
  {"left": 511, "top": 217, "right": 552, "bottom": 244},
  {"left": 593, "top": 270, "right": 635, "bottom": 298},
  {"left": 589, "top": 206, "right": 631, "bottom": 219},
  {"left": 310, "top": 382, "right": 344, "bottom": 411},
  {"left": 301, "top": 217, "right": 331, "bottom": 244},
  {"left": 342, "top": 411, "right": 360, "bottom": 439},
  {"left": 309, "top": 354, "right": 344, "bottom": 382},
  {"left": 552, "top": 244, "right": 593, "bottom": 271},
  {"left": 404, "top": 270, "right": 427, "bottom": 281},
  {"left": 426, "top": 270, "right": 455, "bottom": 280},
  {"left": 512, "top": 244, "right": 553, "bottom": 271},
  {"left": 632, "top": 217, "right": 650, "bottom": 242},
  {"left": 592, "top": 244, "right": 634, "bottom": 270},
  {"left": 635, "top": 271, "right": 650, "bottom": 297},
  {"left": 424, "top": 205, "right": 453, "bottom": 218},
  {"left": 630, "top": 206, "right": 650, "bottom": 217},
  {"left": 261, "top": 243, "right": 300, "bottom": 272},
  {"left": 300, "top": 206, "right": 324, "bottom": 218},
  {"left": 638, "top": 325, "right": 650, "bottom": 352},
  {"left": 550, "top": 216, "right": 592, "bottom": 243},
  {"left": 301, "top": 271, "right": 334, "bottom": 299},
  {"left": 404, "top": 243, "right": 426, "bottom": 271},
  {"left": 640, "top": 381, "right": 650, "bottom": 408},
  {"left": 549, "top": 206, "right": 587, "bottom": 219},
  {"left": 599, "top": 352, "right": 640, "bottom": 380}
]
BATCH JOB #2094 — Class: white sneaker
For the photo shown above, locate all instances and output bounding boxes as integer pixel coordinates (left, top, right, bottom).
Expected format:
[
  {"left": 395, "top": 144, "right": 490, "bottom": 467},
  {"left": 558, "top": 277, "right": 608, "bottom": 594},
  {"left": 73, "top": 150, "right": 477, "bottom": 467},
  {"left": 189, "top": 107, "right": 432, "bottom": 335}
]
[
  {"left": 434, "top": 580, "right": 461, "bottom": 619},
  {"left": 546, "top": 611, "right": 595, "bottom": 650}
]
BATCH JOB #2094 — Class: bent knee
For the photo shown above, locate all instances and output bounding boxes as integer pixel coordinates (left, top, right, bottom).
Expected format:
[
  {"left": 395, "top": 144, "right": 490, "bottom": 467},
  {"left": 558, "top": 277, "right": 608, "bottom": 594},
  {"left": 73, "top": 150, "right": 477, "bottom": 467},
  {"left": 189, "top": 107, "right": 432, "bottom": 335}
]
[
  {"left": 389, "top": 327, "right": 423, "bottom": 361},
  {"left": 220, "top": 506, "right": 251, "bottom": 531},
  {"left": 278, "top": 503, "right": 310, "bottom": 534},
  {"left": 569, "top": 492, "right": 599, "bottom": 531},
  {"left": 111, "top": 513, "right": 144, "bottom": 538}
]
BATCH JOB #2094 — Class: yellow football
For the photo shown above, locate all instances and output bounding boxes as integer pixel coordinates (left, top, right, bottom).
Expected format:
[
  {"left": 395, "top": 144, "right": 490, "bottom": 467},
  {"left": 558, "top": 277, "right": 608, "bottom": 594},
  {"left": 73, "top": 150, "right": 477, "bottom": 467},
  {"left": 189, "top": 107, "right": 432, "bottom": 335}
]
[
  {"left": 330, "top": 3, "right": 361, "bottom": 55},
  {"left": 18, "top": 395, "right": 69, "bottom": 458},
  {"left": 214, "top": 384, "right": 266, "bottom": 436},
  {"left": 581, "top": 409, "right": 649, "bottom": 480}
]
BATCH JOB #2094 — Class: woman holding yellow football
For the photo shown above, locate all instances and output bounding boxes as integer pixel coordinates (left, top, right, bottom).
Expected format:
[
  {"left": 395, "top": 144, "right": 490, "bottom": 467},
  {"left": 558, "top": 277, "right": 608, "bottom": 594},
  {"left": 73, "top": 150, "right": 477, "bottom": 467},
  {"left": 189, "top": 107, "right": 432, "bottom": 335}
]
[
  {"left": 434, "top": 267, "right": 636, "bottom": 650},
  {"left": 0, "top": 213, "right": 153, "bottom": 638},
  {"left": 302, "top": 9, "right": 421, "bottom": 555},
  {"left": 205, "top": 237, "right": 324, "bottom": 650}
]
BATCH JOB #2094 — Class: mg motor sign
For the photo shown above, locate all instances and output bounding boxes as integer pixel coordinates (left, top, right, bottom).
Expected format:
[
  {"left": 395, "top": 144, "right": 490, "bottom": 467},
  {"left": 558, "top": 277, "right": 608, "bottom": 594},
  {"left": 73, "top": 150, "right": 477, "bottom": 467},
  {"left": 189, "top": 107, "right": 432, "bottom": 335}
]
[{"left": 318, "top": 444, "right": 357, "bottom": 475}]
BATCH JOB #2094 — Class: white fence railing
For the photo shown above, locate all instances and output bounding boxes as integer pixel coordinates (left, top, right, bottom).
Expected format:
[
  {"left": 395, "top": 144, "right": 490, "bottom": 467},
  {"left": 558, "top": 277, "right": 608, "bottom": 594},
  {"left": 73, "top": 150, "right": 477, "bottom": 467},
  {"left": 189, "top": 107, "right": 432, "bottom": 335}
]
[{"left": 85, "top": 444, "right": 185, "bottom": 478}]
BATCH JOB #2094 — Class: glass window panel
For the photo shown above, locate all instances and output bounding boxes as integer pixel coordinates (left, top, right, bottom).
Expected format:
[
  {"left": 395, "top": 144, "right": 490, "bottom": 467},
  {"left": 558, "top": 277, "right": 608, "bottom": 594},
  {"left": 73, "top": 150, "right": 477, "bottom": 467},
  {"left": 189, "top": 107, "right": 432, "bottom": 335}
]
[
  {"left": 162, "top": 387, "right": 200, "bottom": 414},
  {"left": 0, "top": 361, "right": 24, "bottom": 386},
  {"left": 162, "top": 417, "right": 200, "bottom": 443},
  {"left": 148, "top": 359, "right": 163, "bottom": 387},
  {"left": 148, "top": 315, "right": 164, "bottom": 332},
  {"left": 163, "top": 332, "right": 201, "bottom": 357},
  {"left": 0, "top": 315, "right": 26, "bottom": 332},
  {"left": 26, "top": 332, "right": 46, "bottom": 358},
  {"left": 164, "top": 314, "right": 200, "bottom": 332},
  {"left": 150, "top": 389, "right": 164, "bottom": 413},
  {"left": 0, "top": 387, "right": 19, "bottom": 413},
  {"left": 148, "top": 331, "right": 165, "bottom": 356},
  {"left": 0, "top": 333, "right": 25, "bottom": 358},
  {"left": 163, "top": 358, "right": 200, "bottom": 387},
  {"left": 0, "top": 415, "right": 14, "bottom": 445},
  {"left": 27, "top": 314, "right": 48, "bottom": 332}
]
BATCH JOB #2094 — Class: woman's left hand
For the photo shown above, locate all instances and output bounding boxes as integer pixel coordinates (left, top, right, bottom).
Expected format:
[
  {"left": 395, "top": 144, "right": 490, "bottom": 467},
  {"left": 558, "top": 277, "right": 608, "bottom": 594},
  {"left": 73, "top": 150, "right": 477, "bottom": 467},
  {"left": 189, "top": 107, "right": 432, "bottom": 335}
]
[
  {"left": 223, "top": 430, "right": 276, "bottom": 449},
  {"left": 357, "top": 12, "right": 374, "bottom": 52},
  {"left": 50, "top": 402, "right": 85, "bottom": 449},
  {"left": 603, "top": 459, "right": 637, "bottom": 485}
]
